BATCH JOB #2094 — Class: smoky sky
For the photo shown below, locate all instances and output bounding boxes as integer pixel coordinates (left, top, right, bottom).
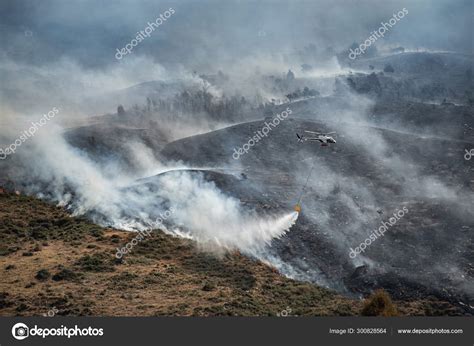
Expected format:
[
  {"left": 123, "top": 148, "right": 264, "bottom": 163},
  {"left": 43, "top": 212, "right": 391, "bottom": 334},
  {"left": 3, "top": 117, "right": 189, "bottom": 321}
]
[{"left": 0, "top": 0, "right": 472, "bottom": 71}]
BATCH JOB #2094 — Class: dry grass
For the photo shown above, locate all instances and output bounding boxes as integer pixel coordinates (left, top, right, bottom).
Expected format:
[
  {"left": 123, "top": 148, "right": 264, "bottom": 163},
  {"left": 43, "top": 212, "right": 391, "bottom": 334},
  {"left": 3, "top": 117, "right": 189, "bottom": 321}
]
[
  {"left": 361, "top": 289, "right": 398, "bottom": 316},
  {"left": 0, "top": 192, "right": 361, "bottom": 316}
]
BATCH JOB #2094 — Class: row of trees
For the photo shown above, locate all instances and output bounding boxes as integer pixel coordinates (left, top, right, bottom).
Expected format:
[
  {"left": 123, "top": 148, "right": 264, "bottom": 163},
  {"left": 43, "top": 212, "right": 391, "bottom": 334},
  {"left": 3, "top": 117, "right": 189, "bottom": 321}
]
[
  {"left": 286, "top": 86, "right": 320, "bottom": 101},
  {"left": 116, "top": 88, "right": 265, "bottom": 125},
  {"left": 147, "top": 89, "right": 253, "bottom": 122}
]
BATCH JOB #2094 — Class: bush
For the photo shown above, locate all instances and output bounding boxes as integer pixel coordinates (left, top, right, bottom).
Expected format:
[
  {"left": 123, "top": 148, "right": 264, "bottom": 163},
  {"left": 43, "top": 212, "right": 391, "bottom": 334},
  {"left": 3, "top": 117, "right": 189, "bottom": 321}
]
[
  {"left": 361, "top": 289, "right": 398, "bottom": 316},
  {"left": 383, "top": 64, "right": 395, "bottom": 73},
  {"left": 76, "top": 254, "right": 115, "bottom": 272},
  {"left": 202, "top": 281, "right": 216, "bottom": 291},
  {"left": 52, "top": 268, "right": 80, "bottom": 281},
  {"left": 35, "top": 269, "right": 50, "bottom": 281}
]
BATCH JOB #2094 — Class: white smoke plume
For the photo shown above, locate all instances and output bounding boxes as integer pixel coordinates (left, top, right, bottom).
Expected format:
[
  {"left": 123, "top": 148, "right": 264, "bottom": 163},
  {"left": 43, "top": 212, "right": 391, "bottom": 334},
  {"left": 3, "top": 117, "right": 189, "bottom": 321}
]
[{"left": 1, "top": 121, "right": 298, "bottom": 257}]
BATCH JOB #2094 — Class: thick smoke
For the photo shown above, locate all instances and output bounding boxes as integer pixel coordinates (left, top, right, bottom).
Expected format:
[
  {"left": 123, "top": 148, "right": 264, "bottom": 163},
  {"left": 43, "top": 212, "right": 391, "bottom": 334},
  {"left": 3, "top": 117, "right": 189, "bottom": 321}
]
[
  {"left": 0, "top": 121, "right": 298, "bottom": 257},
  {"left": 0, "top": 0, "right": 472, "bottom": 302}
]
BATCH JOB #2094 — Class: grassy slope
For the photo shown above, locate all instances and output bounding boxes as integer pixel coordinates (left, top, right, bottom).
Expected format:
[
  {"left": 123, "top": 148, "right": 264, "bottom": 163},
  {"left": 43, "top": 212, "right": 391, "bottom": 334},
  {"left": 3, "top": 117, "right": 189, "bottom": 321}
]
[{"left": 0, "top": 192, "right": 450, "bottom": 316}]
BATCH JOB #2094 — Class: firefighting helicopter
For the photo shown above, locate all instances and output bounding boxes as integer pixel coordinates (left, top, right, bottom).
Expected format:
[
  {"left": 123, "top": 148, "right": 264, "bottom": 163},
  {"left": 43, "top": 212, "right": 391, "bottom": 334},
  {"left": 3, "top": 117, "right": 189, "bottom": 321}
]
[{"left": 296, "top": 130, "right": 337, "bottom": 146}]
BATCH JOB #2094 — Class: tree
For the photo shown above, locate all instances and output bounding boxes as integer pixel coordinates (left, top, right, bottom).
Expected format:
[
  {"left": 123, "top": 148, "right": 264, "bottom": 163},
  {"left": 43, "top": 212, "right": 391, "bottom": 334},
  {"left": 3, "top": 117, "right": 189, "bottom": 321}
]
[
  {"left": 117, "top": 105, "right": 125, "bottom": 116},
  {"left": 384, "top": 64, "right": 395, "bottom": 73},
  {"left": 286, "top": 70, "right": 295, "bottom": 81}
]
